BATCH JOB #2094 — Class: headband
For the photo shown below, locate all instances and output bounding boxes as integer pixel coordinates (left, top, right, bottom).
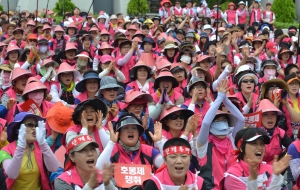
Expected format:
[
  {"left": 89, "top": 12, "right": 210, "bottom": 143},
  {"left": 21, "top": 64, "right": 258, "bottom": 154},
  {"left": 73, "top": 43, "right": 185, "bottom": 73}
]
[
  {"left": 67, "top": 135, "right": 94, "bottom": 153},
  {"left": 163, "top": 146, "right": 191, "bottom": 157}
]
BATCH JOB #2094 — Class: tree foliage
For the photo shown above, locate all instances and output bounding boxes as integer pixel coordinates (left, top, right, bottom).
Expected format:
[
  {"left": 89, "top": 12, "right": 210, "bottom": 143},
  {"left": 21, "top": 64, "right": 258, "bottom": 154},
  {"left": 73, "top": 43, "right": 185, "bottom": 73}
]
[
  {"left": 272, "top": 0, "right": 296, "bottom": 23},
  {"left": 127, "top": 0, "right": 150, "bottom": 16},
  {"left": 53, "top": 0, "right": 76, "bottom": 16},
  {"left": 0, "top": 5, "right": 3, "bottom": 12}
]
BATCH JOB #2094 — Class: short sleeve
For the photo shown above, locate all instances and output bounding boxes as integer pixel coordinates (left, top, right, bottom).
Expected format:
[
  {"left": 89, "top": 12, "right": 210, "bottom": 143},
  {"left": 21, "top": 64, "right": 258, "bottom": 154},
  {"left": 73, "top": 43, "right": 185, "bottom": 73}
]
[{"left": 0, "top": 150, "right": 12, "bottom": 164}]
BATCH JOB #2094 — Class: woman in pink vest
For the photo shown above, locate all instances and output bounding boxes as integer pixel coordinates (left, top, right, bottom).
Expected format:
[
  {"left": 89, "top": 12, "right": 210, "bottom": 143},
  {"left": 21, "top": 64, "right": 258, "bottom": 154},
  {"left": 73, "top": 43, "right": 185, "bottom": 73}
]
[
  {"left": 288, "top": 128, "right": 300, "bottom": 190},
  {"left": 260, "top": 78, "right": 298, "bottom": 139},
  {"left": 81, "top": 34, "right": 97, "bottom": 60},
  {"left": 0, "top": 112, "right": 59, "bottom": 190},
  {"left": 224, "top": 128, "right": 291, "bottom": 189},
  {"left": 115, "top": 40, "right": 140, "bottom": 84},
  {"left": 196, "top": 79, "right": 245, "bottom": 190},
  {"left": 50, "top": 62, "right": 82, "bottom": 107},
  {"left": 173, "top": 0, "right": 183, "bottom": 17},
  {"left": 170, "top": 63, "right": 188, "bottom": 96},
  {"left": 1, "top": 67, "right": 32, "bottom": 109},
  {"left": 55, "top": 134, "right": 117, "bottom": 190},
  {"left": 96, "top": 113, "right": 164, "bottom": 172},
  {"left": 161, "top": 40, "right": 179, "bottom": 63},
  {"left": 278, "top": 49, "right": 294, "bottom": 69},
  {"left": 284, "top": 73, "right": 300, "bottom": 140},
  {"left": 261, "top": 2, "right": 275, "bottom": 30},
  {"left": 149, "top": 69, "right": 184, "bottom": 120},
  {"left": 3, "top": 43, "right": 21, "bottom": 69},
  {"left": 68, "top": 7, "right": 85, "bottom": 30},
  {"left": 74, "top": 70, "right": 100, "bottom": 104},
  {"left": 0, "top": 64, "right": 12, "bottom": 99},
  {"left": 61, "top": 42, "right": 78, "bottom": 67},
  {"left": 256, "top": 99, "right": 293, "bottom": 164},
  {"left": 236, "top": 1, "right": 249, "bottom": 25},
  {"left": 65, "top": 22, "right": 78, "bottom": 42},
  {"left": 224, "top": 2, "right": 237, "bottom": 25},
  {"left": 159, "top": 0, "right": 173, "bottom": 22},
  {"left": 232, "top": 65, "right": 259, "bottom": 114},
  {"left": 97, "top": 55, "right": 126, "bottom": 82},
  {"left": 6, "top": 77, "right": 54, "bottom": 124},
  {"left": 153, "top": 106, "right": 195, "bottom": 154},
  {"left": 144, "top": 138, "right": 204, "bottom": 190},
  {"left": 258, "top": 60, "right": 280, "bottom": 85},
  {"left": 63, "top": 98, "right": 109, "bottom": 152},
  {"left": 93, "top": 43, "right": 114, "bottom": 71},
  {"left": 249, "top": 0, "right": 264, "bottom": 26},
  {"left": 126, "top": 59, "right": 154, "bottom": 94},
  {"left": 49, "top": 25, "right": 66, "bottom": 51}
]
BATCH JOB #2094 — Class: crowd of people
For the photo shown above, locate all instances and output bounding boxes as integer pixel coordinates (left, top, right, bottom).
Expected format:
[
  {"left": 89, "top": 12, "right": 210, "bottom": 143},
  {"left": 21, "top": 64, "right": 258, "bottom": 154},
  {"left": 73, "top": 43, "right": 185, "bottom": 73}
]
[{"left": 0, "top": 0, "right": 299, "bottom": 189}]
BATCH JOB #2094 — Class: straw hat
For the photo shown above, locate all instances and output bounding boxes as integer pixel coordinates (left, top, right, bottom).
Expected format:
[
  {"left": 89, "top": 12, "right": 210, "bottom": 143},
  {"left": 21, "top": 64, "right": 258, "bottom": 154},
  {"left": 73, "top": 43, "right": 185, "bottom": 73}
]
[
  {"left": 187, "top": 66, "right": 212, "bottom": 84},
  {"left": 260, "top": 78, "right": 289, "bottom": 99}
]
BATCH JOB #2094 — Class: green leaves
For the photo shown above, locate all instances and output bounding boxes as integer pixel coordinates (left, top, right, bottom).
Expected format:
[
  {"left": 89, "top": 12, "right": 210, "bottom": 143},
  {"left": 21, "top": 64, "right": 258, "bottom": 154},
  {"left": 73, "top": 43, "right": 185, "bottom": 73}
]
[
  {"left": 127, "top": 0, "right": 150, "bottom": 16},
  {"left": 272, "top": 0, "right": 296, "bottom": 23},
  {"left": 53, "top": 0, "right": 76, "bottom": 16}
]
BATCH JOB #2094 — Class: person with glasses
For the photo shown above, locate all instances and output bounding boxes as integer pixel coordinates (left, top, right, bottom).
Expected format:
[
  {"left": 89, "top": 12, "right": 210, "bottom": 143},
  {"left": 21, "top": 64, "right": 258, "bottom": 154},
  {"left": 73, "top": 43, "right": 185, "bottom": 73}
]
[
  {"left": 0, "top": 112, "right": 59, "bottom": 190},
  {"left": 224, "top": 128, "right": 291, "bottom": 189},
  {"left": 260, "top": 78, "right": 298, "bottom": 139},
  {"left": 182, "top": 77, "right": 213, "bottom": 129},
  {"left": 26, "top": 33, "right": 38, "bottom": 47},
  {"left": 50, "top": 62, "right": 82, "bottom": 108},
  {"left": 285, "top": 64, "right": 300, "bottom": 77},
  {"left": 196, "top": 79, "right": 245, "bottom": 189},
  {"left": 99, "top": 76, "right": 124, "bottom": 124},
  {"left": 232, "top": 65, "right": 259, "bottom": 114}
]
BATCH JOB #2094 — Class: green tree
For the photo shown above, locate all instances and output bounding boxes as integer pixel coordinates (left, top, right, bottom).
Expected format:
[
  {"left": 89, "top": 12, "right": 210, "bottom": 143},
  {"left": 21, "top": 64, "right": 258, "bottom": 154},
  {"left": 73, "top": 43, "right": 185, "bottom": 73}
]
[
  {"left": 272, "top": 0, "right": 296, "bottom": 23},
  {"left": 0, "top": 5, "right": 3, "bottom": 12},
  {"left": 127, "top": 0, "right": 150, "bottom": 16},
  {"left": 53, "top": 0, "right": 76, "bottom": 16}
]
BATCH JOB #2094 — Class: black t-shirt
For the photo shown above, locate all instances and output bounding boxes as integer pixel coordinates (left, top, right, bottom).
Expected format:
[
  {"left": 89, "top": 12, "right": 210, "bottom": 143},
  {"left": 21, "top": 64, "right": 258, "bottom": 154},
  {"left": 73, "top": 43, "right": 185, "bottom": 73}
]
[{"left": 143, "top": 180, "right": 159, "bottom": 190}]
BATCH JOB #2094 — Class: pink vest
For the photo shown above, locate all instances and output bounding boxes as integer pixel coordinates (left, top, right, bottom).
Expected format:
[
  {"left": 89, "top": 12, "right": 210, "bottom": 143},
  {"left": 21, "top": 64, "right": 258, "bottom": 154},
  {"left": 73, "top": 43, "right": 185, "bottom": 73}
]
[
  {"left": 211, "top": 10, "right": 222, "bottom": 19},
  {"left": 224, "top": 160, "right": 273, "bottom": 189},
  {"left": 151, "top": 90, "right": 183, "bottom": 105},
  {"left": 234, "top": 92, "right": 259, "bottom": 112},
  {"left": 150, "top": 167, "right": 203, "bottom": 190},
  {"left": 237, "top": 8, "right": 247, "bottom": 24},
  {"left": 9, "top": 40, "right": 26, "bottom": 50},
  {"left": 111, "top": 143, "right": 153, "bottom": 165},
  {"left": 58, "top": 166, "right": 102, "bottom": 188},
  {"left": 183, "top": 7, "right": 194, "bottom": 17},
  {"left": 182, "top": 99, "right": 210, "bottom": 131},
  {"left": 173, "top": 7, "right": 183, "bottom": 16},
  {"left": 263, "top": 10, "right": 274, "bottom": 22},
  {"left": 162, "top": 129, "right": 192, "bottom": 141},
  {"left": 115, "top": 55, "right": 136, "bottom": 84},
  {"left": 226, "top": 10, "right": 236, "bottom": 25},
  {"left": 35, "top": 75, "right": 51, "bottom": 93},
  {"left": 5, "top": 88, "right": 17, "bottom": 100},
  {"left": 75, "top": 91, "right": 88, "bottom": 104},
  {"left": 159, "top": 7, "right": 172, "bottom": 21},
  {"left": 263, "top": 127, "right": 285, "bottom": 164},
  {"left": 71, "top": 16, "right": 83, "bottom": 30},
  {"left": 2, "top": 141, "right": 52, "bottom": 190},
  {"left": 250, "top": 8, "right": 261, "bottom": 25},
  {"left": 174, "top": 79, "right": 187, "bottom": 95},
  {"left": 126, "top": 80, "right": 155, "bottom": 94}
]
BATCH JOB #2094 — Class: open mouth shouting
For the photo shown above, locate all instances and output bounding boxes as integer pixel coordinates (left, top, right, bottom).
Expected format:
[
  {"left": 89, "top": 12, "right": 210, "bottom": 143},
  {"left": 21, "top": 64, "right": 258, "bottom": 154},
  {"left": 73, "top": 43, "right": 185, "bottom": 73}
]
[
  {"left": 175, "top": 166, "right": 184, "bottom": 173},
  {"left": 128, "top": 134, "right": 134, "bottom": 140},
  {"left": 254, "top": 151, "right": 262, "bottom": 159},
  {"left": 86, "top": 159, "right": 95, "bottom": 167}
]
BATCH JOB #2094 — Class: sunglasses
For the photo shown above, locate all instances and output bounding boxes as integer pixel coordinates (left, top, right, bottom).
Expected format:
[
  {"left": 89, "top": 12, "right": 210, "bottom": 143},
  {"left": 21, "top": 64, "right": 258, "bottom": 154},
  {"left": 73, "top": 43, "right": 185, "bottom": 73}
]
[
  {"left": 24, "top": 122, "right": 38, "bottom": 128},
  {"left": 242, "top": 79, "right": 255, "bottom": 84},
  {"left": 104, "top": 87, "right": 119, "bottom": 92},
  {"left": 168, "top": 114, "right": 185, "bottom": 120},
  {"left": 267, "top": 86, "right": 279, "bottom": 90},
  {"left": 0, "top": 48, "right": 3, "bottom": 52}
]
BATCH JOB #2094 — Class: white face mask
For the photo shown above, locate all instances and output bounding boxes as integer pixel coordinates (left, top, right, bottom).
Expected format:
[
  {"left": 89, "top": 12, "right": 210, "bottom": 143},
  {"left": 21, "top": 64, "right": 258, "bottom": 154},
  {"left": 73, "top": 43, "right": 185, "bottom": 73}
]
[{"left": 39, "top": 45, "right": 48, "bottom": 53}]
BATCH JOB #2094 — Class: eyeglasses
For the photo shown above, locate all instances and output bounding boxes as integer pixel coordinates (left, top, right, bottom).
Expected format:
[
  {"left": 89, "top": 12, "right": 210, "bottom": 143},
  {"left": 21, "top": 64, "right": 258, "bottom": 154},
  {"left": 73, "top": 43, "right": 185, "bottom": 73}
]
[
  {"left": 61, "top": 73, "right": 73, "bottom": 77},
  {"left": 168, "top": 114, "right": 185, "bottom": 120},
  {"left": 193, "top": 85, "right": 206, "bottom": 89},
  {"left": 28, "top": 40, "right": 37, "bottom": 42},
  {"left": 24, "top": 122, "right": 38, "bottom": 128},
  {"left": 0, "top": 48, "right": 3, "bottom": 52},
  {"left": 104, "top": 87, "right": 119, "bottom": 92},
  {"left": 288, "top": 82, "right": 300, "bottom": 86},
  {"left": 121, "top": 46, "right": 131, "bottom": 50},
  {"left": 242, "top": 79, "right": 255, "bottom": 84},
  {"left": 267, "top": 86, "right": 279, "bottom": 90}
]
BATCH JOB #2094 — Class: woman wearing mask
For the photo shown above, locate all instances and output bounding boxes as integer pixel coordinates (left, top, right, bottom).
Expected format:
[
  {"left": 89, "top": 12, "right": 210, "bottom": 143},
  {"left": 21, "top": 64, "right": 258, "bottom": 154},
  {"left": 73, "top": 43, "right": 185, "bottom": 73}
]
[
  {"left": 232, "top": 65, "right": 259, "bottom": 113},
  {"left": 284, "top": 73, "right": 300, "bottom": 140},
  {"left": 1, "top": 68, "right": 32, "bottom": 109},
  {"left": 63, "top": 98, "right": 109, "bottom": 153},
  {"left": 75, "top": 50, "right": 91, "bottom": 74},
  {"left": 75, "top": 70, "right": 100, "bottom": 104},
  {"left": 55, "top": 134, "right": 117, "bottom": 190},
  {"left": 37, "top": 38, "right": 53, "bottom": 60},
  {"left": 255, "top": 99, "right": 293, "bottom": 164},
  {"left": 149, "top": 69, "right": 184, "bottom": 120},
  {"left": 50, "top": 62, "right": 82, "bottom": 107},
  {"left": 6, "top": 77, "right": 54, "bottom": 124},
  {"left": 0, "top": 112, "right": 59, "bottom": 190},
  {"left": 35, "top": 58, "right": 58, "bottom": 93},
  {"left": 258, "top": 60, "right": 280, "bottom": 85},
  {"left": 144, "top": 138, "right": 204, "bottom": 190},
  {"left": 126, "top": 59, "right": 154, "bottom": 94},
  {"left": 96, "top": 113, "right": 164, "bottom": 172},
  {"left": 197, "top": 79, "right": 245, "bottom": 189},
  {"left": 224, "top": 128, "right": 291, "bottom": 189}
]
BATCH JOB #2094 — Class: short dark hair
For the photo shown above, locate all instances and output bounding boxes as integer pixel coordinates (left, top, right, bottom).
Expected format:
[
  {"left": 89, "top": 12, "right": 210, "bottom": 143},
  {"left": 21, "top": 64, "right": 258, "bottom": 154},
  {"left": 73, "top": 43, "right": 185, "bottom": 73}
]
[
  {"left": 163, "top": 138, "right": 191, "bottom": 152},
  {"left": 142, "top": 25, "right": 149, "bottom": 30},
  {"left": 234, "top": 128, "right": 267, "bottom": 161},
  {"left": 284, "top": 64, "right": 299, "bottom": 76}
]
